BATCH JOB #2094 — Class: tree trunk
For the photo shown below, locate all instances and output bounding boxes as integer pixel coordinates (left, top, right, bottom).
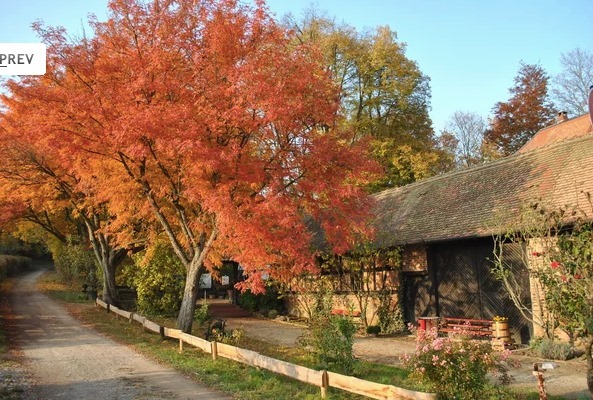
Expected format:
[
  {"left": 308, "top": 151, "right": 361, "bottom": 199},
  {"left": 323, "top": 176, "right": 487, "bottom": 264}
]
[
  {"left": 586, "top": 336, "right": 593, "bottom": 394},
  {"left": 100, "top": 259, "right": 120, "bottom": 307},
  {"left": 176, "top": 259, "right": 203, "bottom": 333}
]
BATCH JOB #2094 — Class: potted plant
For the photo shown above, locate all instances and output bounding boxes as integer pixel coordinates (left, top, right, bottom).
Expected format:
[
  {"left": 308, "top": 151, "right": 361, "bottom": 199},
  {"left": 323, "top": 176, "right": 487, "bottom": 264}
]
[
  {"left": 366, "top": 325, "right": 381, "bottom": 337},
  {"left": 492, "top": 316, "right": 509, "bottom": 333}
]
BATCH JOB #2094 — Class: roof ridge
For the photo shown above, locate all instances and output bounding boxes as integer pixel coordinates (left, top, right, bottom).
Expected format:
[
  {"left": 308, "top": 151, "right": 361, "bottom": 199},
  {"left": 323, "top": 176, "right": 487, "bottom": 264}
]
[{"left": 374, "top": 133, "right": 593, "bottom": 199}]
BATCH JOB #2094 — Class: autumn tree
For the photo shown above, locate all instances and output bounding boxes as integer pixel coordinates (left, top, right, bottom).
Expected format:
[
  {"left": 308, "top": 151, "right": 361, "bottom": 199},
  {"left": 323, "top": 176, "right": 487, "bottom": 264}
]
[
  {"left": 12, "top": 0, "right": 377, "bottom": 333},
  {"left": 0, "top": 104, "right": 137, "bottom": 305},
  {"left": 484, "top": 62, "right": 556, "bottom": 156},
  {"left": 283, "top": 11, "right": 445, "bottom": 190},
  {"left": 552, "top": 47, "right": 593, "bottom": 116},
  {"left": 443, "top": 111, "right": 487, "bottom": 168}
]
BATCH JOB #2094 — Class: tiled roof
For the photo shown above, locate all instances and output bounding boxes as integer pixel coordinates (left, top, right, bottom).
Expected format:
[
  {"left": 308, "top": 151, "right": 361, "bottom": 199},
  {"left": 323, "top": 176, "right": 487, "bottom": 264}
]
[
  {"left": 373, "top": 116, "right": 593, "bottom": 248},
  {"left": 519, "top": 114, "right": 593, "bottom": 153}
]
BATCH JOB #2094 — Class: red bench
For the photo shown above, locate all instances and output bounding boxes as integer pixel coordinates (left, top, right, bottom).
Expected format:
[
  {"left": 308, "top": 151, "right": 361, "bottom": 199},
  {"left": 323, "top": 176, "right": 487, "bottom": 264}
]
[
  {"left": 439, "top": 317, "right": 492, "bottom": 337},
  {"left": 331, "top": 309, "right": 361, "bottom": 317}
]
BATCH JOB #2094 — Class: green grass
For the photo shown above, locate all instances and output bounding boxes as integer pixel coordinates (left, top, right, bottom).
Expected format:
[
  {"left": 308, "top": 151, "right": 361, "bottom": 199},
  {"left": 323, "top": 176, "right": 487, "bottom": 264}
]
[
  {"left": 36, "top": 272, "right": 91, "bottom": 303},
  {"left": 36, "top": 271, "right": 567, "bottom": 400}
]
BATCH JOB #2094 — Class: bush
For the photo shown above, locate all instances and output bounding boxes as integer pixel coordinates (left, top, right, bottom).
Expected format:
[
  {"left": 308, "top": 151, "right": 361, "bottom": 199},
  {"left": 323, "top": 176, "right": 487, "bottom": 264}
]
[
  {"left": 238, "top": 287, "right": 284, "bottom": 314},
  {"left": 366, "top": 325, "right": 381, "bottom": 335},
  {"left": 267, "top": 309, "right": 279, "bottom": 319},
  {"left": 376, "top": 289, "right": 406, "bottom": 334},
  {"left": 194, "top": 303, "right": 210, "bottom": 327},
  {"left": 299, "top": 313, "right": 357, "bottom": 374},
  {"left": 0, "top": 255, "right": 30, "bottom": 280},
  {"left": 50, "top": 238, "right": 98, "bottom": 288},
  {"left": 124, "top": 243, "right": 185, "bottom": 317},
  {"left": 401, "top": 326, "right": 513, "bottom": 399},
  {"left": 530, "top": 337, "right": 575, "bottom": 360}
]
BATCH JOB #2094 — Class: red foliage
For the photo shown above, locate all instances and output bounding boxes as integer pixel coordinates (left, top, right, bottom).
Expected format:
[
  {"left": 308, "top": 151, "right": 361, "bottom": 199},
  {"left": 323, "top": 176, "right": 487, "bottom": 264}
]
[
  {"left": 485, "top": 62, "right": 556, "bottom": 155},
  {"left": 2, "top": 0, "right": 378, "bottom": 297}
]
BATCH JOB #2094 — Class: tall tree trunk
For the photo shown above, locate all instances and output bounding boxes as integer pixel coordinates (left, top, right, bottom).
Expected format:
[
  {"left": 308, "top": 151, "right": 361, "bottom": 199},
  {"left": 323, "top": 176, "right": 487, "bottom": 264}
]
[
  {"left": 100, "top": 259, "right": 120, "bottom": 306},
  {"left": 586, "top": 336, "right": 593, "bottom": 394},
  {"left": 175, "top": 226, "right": 218, "bottom": 334},
  {"left": 176, "top": 259, "right": 203, "bottom": 333},
  {"left": 84, "top": 217, "right": 130, "bottom": 307}
]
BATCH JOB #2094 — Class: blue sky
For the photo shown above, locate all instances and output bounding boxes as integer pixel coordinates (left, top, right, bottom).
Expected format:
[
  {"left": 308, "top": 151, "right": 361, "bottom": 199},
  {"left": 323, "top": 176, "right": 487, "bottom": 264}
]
[{"left": 1, "top": 0, "right": 592, "bottom": 133}]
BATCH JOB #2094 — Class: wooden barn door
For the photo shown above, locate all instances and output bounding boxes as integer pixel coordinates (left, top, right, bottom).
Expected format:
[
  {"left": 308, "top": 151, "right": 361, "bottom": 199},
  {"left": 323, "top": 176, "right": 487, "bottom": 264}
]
[
  {"left": 402, "top": 238, "right": 532, "bottom": 342},
  {"left": 431, "top": 239, "right": 501, "bottom": 320},
  {"left": 402, "top": 273, "right": 436, "bottom": 325}
]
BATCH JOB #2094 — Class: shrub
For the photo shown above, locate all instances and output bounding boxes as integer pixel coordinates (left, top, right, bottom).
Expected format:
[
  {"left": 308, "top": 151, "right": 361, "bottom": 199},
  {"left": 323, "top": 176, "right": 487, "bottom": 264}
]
[
  {"left": 125, "top": 243, "right": 185, "bottom": 317},
  {"left": 295, "top": 285, "right": 357, "bottom": 373},
  {"left": 211, "top": 327, "right": 244, "bottom": 345},
  {"left": 376, "top": 289, "right": 406, "bottom": 334},
  {"left": 299, "top": 313, "right": 357, "bottom": 374},
  {"left": 238, "top": 287, "right": 284, "bottom": 313},
  {"left": 194, "top": 303, "right": 210, "bottom": 327},
  {"left": 268, "top": 309, "right": 279, "bottom": 319},
  {"left": 0, "top": 255, "right": 30, "bottom": 280},
  {"left": 530, "top": 337, "right": 575, "bottom": 360},
  {"left": 366, "top": 325, "right": 381, "bottom": 335},
  {"left": 401, "top": 326, "right": 513, "bottom": 399},
  {"left": 50, "top": 239, "right": 97, "bottom": 287}
]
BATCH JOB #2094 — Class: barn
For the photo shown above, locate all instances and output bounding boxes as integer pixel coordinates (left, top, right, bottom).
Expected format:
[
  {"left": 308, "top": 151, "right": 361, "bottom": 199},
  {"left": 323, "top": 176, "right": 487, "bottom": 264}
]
[{"left": 373, "top": 113, "right": 593, "bottom": 342}]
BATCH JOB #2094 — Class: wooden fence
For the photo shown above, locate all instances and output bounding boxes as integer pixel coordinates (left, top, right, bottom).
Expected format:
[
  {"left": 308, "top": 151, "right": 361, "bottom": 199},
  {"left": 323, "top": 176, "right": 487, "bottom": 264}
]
[{"left": 96, "top": 299, "right": 436, "bottom": 400}]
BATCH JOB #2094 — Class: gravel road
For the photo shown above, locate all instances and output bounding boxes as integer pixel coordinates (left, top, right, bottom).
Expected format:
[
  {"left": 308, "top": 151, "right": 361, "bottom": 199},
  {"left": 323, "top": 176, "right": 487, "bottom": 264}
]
[{"left": 8, "top": 267, "right": 230, "bottom": 400}]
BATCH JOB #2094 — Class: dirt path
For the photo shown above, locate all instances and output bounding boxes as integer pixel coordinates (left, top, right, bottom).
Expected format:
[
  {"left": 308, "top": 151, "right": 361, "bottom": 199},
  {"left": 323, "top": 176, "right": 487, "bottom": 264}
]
[{"left": 8, "top": 267, "right": 230, "bottom": 400}]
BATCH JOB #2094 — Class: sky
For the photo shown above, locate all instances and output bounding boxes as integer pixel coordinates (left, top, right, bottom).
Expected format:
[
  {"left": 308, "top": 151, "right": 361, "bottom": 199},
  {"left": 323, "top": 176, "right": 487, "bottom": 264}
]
[{"left": 1, "top": 0, "right": 592, "bottom": 134}]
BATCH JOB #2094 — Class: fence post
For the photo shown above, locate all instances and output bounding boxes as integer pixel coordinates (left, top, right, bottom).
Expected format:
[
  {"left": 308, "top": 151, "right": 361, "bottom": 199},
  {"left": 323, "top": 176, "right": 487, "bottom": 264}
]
[
  {"left": 106, "top": 303, "right": 110, "bottom": 313},
  {"left": 179, "top": 337, "right": 183, "bottom": 353},
  {"left": 159, "top": 326, "right": 165, "bottom": 341},
  {"left": 320, "top": 370, "right": 328, "bottom": 398},
  {"left": 211, "top": 341, "right": 218, "bottom": 361},
  {"left": 129, "top": 312, "right": 134, "bottom": 324}
]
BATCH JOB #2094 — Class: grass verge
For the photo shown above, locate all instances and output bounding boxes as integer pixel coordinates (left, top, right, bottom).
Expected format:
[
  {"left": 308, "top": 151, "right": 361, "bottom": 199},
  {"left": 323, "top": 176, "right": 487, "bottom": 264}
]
[{"left": 37, "top": 271, "right": 554, "bottom": 400}]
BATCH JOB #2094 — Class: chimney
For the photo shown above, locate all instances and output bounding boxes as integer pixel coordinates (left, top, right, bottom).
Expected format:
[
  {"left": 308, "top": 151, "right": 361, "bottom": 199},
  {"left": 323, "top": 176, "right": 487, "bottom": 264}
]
[
  {"left": 589, "top": 85, "right": 593, "bottom": 125},
  {"left": 556, "top": 111, "right": 568, "bottom": 124}
]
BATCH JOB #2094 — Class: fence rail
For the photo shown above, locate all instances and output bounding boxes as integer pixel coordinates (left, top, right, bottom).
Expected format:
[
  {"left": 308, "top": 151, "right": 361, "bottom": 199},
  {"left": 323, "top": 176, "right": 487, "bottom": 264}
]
[{"left": 95, "top": 299, "right": 435, "bottom": 400}]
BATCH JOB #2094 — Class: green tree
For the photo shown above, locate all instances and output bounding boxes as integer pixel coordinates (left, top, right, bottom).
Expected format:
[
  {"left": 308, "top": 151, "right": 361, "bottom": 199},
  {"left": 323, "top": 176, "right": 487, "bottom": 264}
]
[
  {"left": 284, "top": 11, "right": 447, "bottom": 190},
  {"left": 485, "top": 62, "right": 556, "bottom": 155}
]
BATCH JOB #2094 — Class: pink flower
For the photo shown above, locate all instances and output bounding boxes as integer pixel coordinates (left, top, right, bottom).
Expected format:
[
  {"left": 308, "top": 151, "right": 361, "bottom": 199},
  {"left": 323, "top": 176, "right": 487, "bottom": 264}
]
[
  {"left": 574, "top": 273, "right": 582, "bottom": 279},
  {"left": 432, "top": 338, "right": 444, "bottom": 351},
  {"left": 532, "top": 251, "right": 541, "bottom": 257},
  {"left": 550, "top": 261, "right": 561, "bottom": 269}
]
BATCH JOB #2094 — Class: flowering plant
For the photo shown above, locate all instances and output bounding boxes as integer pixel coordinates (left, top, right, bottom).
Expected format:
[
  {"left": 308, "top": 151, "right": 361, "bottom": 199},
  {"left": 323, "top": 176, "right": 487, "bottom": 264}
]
[
  {"left": 493, "top": 316, "right": 508, "bottom": 322},
  {"left": 401, "top": 324, "right": 514, "bottom": 399}
]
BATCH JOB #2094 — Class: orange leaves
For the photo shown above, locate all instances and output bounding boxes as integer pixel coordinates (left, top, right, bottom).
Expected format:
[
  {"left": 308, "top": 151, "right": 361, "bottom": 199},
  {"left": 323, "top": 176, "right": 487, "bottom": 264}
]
[
  {"left": 485, "top": 62, "right": 557, "bottom": 155},
  {"left": 1, "top": 0, "right": 378, "bottom": 294}
]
